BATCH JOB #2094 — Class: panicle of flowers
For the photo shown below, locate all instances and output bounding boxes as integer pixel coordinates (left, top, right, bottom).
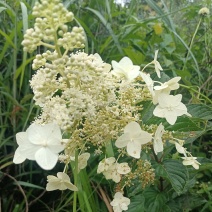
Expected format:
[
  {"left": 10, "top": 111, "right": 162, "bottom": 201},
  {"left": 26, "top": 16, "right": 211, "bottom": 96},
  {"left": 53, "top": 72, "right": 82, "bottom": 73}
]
[{"left": 13, "top": 0, "right": 202, "bottom": 211}]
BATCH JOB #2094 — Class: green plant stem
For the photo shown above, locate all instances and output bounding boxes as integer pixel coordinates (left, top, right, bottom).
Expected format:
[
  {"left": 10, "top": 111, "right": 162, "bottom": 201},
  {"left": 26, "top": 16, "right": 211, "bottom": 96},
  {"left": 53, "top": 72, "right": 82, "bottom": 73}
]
[
  {"left": 73, "top": 150, "right": 79, "bottom": 212},
  {"left": 182, "top": 17, "right": 202, "bottom": 72},
  {"left": 180, "top": 84, "right": 212, "bottom": 104},
  {"left": 12, "top": 7, "right": 18, "bottom": 135}
]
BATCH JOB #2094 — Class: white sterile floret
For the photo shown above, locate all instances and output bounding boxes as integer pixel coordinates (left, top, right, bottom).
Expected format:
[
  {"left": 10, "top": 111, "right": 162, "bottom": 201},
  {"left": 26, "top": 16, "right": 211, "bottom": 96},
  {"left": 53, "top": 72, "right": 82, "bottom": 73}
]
[
  {"left": 110, "top": 192, "right": 130, "bottom": 212},
  {"left": 153, "top": 123, "right": 164, "bottom": 155},
  {"left": 111, "top": 57, "right": 140, "bottom": 81},
  {"left": 153, "top": 93, "right": 188, "bottom": 125},
  {"left": 115, "top": 121, "right": 152, "bottom": 158},
  {"left": 46, "top": 172, "right": 78, "bottom": 191},
  {"left": 70, "top": 152, "right": 90, "bottom": 172},
  {"left": 117, "top": 162, "right": 131, "bottom": 174},
  {"left": 103, "top": 164, "right": 121, "bottom": 183},
  {"left": 154, "top": 77, "right": 181, "bottom": 92},
  {"left": 151, "top": 50, "right": 163, "bottom": 78},
  {"left": 140, "top": 72, "right": 154, "bottom": 96},
  {"left": 97, "top": 158, "right": 131, "bottom": 183},
  {"left": 13, "top": 123, "right": 64, "bottom": 170},
  {"left": 97, "top": 157, "right": 116, "bottom": 173},
  {"left": 181, "top": 157, "right": 201, "bottom": 169},
  {"left": 153, "top": 77, "right": 181, "bottom": 105}
]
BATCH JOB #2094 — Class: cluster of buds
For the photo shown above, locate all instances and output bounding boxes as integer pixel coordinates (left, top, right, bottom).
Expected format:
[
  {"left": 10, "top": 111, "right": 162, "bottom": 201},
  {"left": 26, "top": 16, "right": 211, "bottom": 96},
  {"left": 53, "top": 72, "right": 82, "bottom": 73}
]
[{"left": 57, "top": 27, "right": 85, "bottom": 50}]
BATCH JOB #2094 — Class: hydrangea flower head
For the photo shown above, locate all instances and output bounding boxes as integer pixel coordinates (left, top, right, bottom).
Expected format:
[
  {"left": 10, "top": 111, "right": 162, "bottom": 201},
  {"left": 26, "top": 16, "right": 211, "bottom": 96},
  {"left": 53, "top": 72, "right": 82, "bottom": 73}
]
[
  {"left": 115, "top": 121, "right": 152, "bottom": 158},
  {"left": 13, "top": 123, "right": 64, "bottom": 170},
  {"left": 111, "top": 57, "right": 140, "bottom": 81}
]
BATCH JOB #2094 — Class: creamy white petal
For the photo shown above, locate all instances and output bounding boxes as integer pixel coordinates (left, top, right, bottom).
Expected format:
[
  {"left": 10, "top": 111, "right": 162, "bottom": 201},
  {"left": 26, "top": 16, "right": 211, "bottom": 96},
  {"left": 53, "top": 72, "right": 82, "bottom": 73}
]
[
  {"left": 35, "top": 147, "right": 58, "bottom": 170},
  {"left": 117, "top": 163, "right": 131, "bottom": 174},
  {"left": 119, "top": 57, "right": 133, "bottom": 68},
  {"left": 124, "top": 121, "right": 141, "bottom": 135},
  {"left": 153, "top": 105, "right": 166, "bottom": 118},
  {"left": 13, "top": 147, "right": 26, "bottom": 164},
  {"left": 27, "top": 123, "right": 62, "bottom": 145},
  {"left": 127, "top": 140, "right": 141, "bottom": 158},
  {"left": 175, "top": 142, "right": 186, "bottom": 155},
  {"left": 138, "top": 130, "right": 152, "bottom": 145},
  {"left": 64, "top": 182, "right": 78, "bottom": 191},
  {"left": 153, "top": 139, "right": 163, "bottom": 155},
  {"left": 165, "top": 111, "right": 177, "bottom": 125},
  {"left": 57, "top": 172, "right": 70, "bottom": 181},
  {"left": 115, "top": 133, "right": 130, "bottom": 148}
]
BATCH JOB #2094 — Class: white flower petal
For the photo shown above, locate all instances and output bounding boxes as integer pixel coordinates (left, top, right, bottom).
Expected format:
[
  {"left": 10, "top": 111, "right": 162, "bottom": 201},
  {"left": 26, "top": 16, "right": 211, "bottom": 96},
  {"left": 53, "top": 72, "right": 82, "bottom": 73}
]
[
  {"left": 57, "top": 172, "right": 70, "bottom": 181},
  {"left": 153, "top": 139, "right": 163, "bottom": 155},
  {"left": 124, "top": 121, "right": 142, "bottom": 137},
  {"left": 115, "top": 133, "right": 131, "bottom": 148},
  {"left": 27, "top": 123, "right": 62, "bottom": 146},
  {"left": 35, "top": 147, "right": 58, "bottom": 170},
  {"left": 175, "top": 142, "right": 186, "bottom": 155},
  {"left": 117, "top": 163, "right": 131, "bottom": 174},
  {"left": 13, "top": 147, "right": 26, "bottom": 164},
  {"left": 127, "top": 141, "right": 141, "bottom": 158},
  {"left": 165, "top": 111, "right": 177, "bottom": 125},
  {"left": 64, "top": 182, "right": 78, "bottom": 191}
]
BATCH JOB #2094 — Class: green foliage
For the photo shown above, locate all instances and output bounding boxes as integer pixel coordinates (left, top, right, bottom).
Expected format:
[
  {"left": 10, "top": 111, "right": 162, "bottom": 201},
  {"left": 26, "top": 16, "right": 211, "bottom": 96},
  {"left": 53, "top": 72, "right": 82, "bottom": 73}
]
[{"left": 0, "top": 0, "right": 211, "bottom": 211}]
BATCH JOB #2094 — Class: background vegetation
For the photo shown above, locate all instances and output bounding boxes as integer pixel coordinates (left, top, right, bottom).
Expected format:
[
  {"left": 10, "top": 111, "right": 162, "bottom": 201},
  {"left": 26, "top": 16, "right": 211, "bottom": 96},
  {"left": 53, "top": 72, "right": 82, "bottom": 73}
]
[{"left": 0, "top": 0, "right": 211, "bottom": 211}]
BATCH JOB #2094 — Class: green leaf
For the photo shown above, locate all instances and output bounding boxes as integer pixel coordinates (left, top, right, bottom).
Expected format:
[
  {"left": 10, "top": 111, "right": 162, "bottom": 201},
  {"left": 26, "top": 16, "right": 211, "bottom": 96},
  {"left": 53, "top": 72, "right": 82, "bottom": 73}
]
[
  {"left": 85, "top": 7, "right": 124, "bottom": 55},
  {"left": 165, "top": 116, "right": 202, "bottom": 132},
  {"left": 0, "top": 29, "right": 16, "bottom": 49},
  {"left": 128, "top": 194, "right": 145, "bottom": 212},
  {"left": 159, "top": 159, "right": 188, "bottom": 195},
  {"left": 187, "top": 104, "right": 212, "bottom": 120},
  {"left": 0, "top": 6, "right": 6, "bottom": 13},
  {"left": 143, "top": 187, "right": 169, "bottom": 211},
  {"left": 15, "top": 181, "right": 44, "bottom": 189}
]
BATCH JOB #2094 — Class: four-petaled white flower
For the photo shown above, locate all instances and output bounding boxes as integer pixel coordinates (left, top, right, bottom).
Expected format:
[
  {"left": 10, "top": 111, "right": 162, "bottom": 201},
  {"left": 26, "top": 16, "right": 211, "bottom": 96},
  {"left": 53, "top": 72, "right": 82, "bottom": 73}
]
[
  {"left": 153, "top": 93, "right": 188, "bottom": 125},
  {"left": 153, "top": 123, "right": 164, "bottom": 155},
  {"left": 13, "top": 123, "right": 65, "bottom": 170},
  {"left": 115, "top": 121, "right": 152, "bottom": 158},
  {"left": 140, "top": 72, "right": 155, "bottom": 96},
  {"left": 110, "top": 192, "right": 130, "bottom": 212},
  {"left": 46, "top": 172, "right": 78, "bottom": 191},
  {"left": 151, "top": 50, "right": 163, "bottom": 78},
  {"left": 70, "top": 152, "right": 90, "bottom": 172},
  {"left": 181, "top": 157, "right": 201, "bottom": 169},
  {"left": 111, "top": 57, "right": 140, "bottom": 81}
]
